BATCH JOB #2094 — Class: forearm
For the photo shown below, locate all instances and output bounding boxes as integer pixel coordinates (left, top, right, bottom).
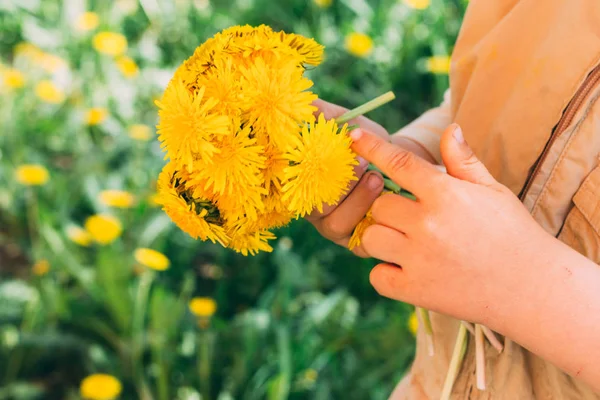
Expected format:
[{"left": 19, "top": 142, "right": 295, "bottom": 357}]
[{"left": 490, "top": 236, "right": 600, "bottom": 392}]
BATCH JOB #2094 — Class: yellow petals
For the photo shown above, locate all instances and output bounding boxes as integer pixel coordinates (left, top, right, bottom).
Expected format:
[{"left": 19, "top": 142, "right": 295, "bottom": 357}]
[
  {"left": 85, "top": 215, "right": 122, "bottom": 245},
  {"left": 115, "top": 55, "right": 139, "bottom": 78},
  {"left": 128, "top": 124, "right": 152, "bottom": 141},
  {"left": 76, "top": 12, "right": 100, "bottom": 32},
  {"left": 66, "top": 225, "right": 93, "bottom": 247},
  {"left": 92, "top": 31, "right": 128, "bottom": 56},
  {"left": 32, "top": 259, "right": 50, "bottom": 276},
  {"left": 282, "top": 113, "right": 358, "bottom": 217},
  {"left": 80, "top": 374, "right": 122, "bottom": 400},
  {"left": 15, "top": 164, "right": 49, "bottom": 186},
  {"left": 134, "top": 248, "right": 170, "bottom": 271},
  {"left": 426, "top": 55, "right": 452, "bottom": 75},
  {"left": 345, "top": 32, "right": 373, "bottom": 58},
  {"left": 35, "top": 80, "right": 65, "bottom": 104},
  {"left": 408, "top": 311, "right": 419, "bottom": 336},
  {"left": 85, "top": 108, "right": 108, "bottom": 125},
  {"left": 313, "top": 0, "right": 332, "bottom": 7},
  {"left": 404, "top": 0, "right": 431, "bottom": 10},
  {"left": 99, "top": 190, "right": 136, "bottom": 208},
  {"left": 189, "top": 297, "right": 217, "bottom": 318},
  {"left": 3, "top": 68, "right": 25, "bottom": 89},
  {"left": 348, "top": 210, "right": 375, "bottom": 251}
]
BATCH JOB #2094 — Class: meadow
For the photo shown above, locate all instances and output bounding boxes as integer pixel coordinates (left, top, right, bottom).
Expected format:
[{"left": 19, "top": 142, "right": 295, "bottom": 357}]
[{"left": 0, "top": 0, "right": 465, "bottom": 398}]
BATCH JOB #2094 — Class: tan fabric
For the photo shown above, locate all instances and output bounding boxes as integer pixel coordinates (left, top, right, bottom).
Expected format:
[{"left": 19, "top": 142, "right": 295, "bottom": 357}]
[{"left": 391, "top": 0, "right": 600, "bottom": 398}]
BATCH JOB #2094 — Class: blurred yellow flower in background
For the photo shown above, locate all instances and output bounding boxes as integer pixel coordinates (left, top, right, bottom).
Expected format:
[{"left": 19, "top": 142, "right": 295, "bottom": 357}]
[
  {"left": 66, "top": 225, "right": 92, "bottom": 247},
  {"left": 14, "top": 42, "right": 41, "bottom": 59},
  {"left": 426, "top": 55, "right": 452, "bottom": 74},
  {"left": 115, "top": 56, "right": 138, "bottom": 78},
  {"left": 76, "top": 12, "right": 100, "bottom": 32},
  {"left": 15, "top": 164, "right": 49, "bottom": 186},
  {"left": 134, "top": 248, "right": 170, "bottom": 271},
  {"left": 85, "top": 215, "right": 122, "bottom": 245},
  {"left": 313, "top": 0, "right": 332, "bottom": 7},
  {"left": 40, "top": 53, "right": 68, "bottom": 73},
  {"left": 3, "top": 68, "right": 25, "bottom": 89},
  {"left": 128, "top": 124, "right": 152, "bottom": 141},
  {"left": 35, "top": 80, "right": 65, "bottom": 104},
  {"left": 85, "top": 108, "right": 108, "bottom": 125},
  {"left": 304, "top": 368, "right": 318, "bottom": 382},
  {"left": 189, "top": 297, "right": 217, "bottom": 318},
  {"left": 32, "top": 259, "right": 50, "bottom": 276},
  {"left": 99, "top": 190, "right": 136, "bottom": 208},
  {"left": 408, "top": 311, "right": 419, "bottom": 336},
  {"left": 344, "top": 32, "right": 373, "bottom": 58},
  {"left": 80, "top": 374, "right": 122, "bottom": 400},
  {"left": 404, "top": 0, "right": 431, "bottom": 10},
  {"left": 93, "top": 32, "right": 128, "bottom": 56}
]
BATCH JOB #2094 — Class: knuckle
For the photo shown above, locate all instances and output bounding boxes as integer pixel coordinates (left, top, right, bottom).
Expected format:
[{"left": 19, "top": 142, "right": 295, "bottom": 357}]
[
  {"left": 322, "top": 216, "right": 350, "bottom": 240},
  {"left": 369, "top": 194, "right": 392, "bottom": 221},
  {"left": 388, "top": 150, "right": 414, "bottom": 174}
]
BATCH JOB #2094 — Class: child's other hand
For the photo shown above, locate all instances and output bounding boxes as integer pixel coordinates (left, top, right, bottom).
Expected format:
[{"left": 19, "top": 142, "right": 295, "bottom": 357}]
[
  {"left": 308, "top": 99, "right": 438, "bottom": 257},
  {"left": 351, "top": 124, "right": 551, "bottom": 326}
]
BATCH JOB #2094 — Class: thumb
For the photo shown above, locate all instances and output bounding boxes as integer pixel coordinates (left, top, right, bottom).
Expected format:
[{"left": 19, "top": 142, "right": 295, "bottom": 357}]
[{"left": 440, "top": 123, "right": 498, "bottom": 187}]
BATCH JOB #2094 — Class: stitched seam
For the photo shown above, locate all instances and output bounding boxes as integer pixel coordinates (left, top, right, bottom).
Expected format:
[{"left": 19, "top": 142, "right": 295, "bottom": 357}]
[{"left": 530, "top": 88, "right": 600, "bottom": 219}]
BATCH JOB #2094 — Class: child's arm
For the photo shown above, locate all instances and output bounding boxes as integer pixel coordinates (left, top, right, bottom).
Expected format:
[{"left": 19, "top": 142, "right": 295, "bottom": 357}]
[{"left": 349, "top": 125, "right": 600, "bottom": 392}]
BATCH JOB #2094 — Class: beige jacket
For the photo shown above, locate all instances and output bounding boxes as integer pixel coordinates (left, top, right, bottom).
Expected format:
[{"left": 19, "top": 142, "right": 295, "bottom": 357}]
[{"left": 393, "top": 0, "right": 600, "bottom": 398}]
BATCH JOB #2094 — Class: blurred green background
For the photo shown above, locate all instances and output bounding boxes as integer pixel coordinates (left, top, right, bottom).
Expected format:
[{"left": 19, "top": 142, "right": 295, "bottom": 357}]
[{"left": 0, "top": 0, "right": 466, "bottom": 399}]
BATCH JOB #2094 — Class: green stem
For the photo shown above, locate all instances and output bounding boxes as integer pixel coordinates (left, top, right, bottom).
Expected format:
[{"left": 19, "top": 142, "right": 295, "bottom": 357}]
[
  {"left": 336, "top": 91, "right": 396, "bottom": 124},
  {"left": 417, "top": 307, "right": 435, "bottom": 356},
  {"left": 440, "top": 323, "right": 468, "bottom": 400},
  {"left": 367, "top": 165, "right": 417, "bottom": 200},
  {"left": 198, "top": 330, "right": 212, "bottom": 400},
  {"left": 132, "top": 271, "right": 155, "bottom": 398}
]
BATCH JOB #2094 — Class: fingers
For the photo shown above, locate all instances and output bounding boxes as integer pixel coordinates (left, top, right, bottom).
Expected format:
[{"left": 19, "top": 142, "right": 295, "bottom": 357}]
[
  {"left": 361, "top": 224, "right": 407, "bottom": 263},
  {"left": 369, "top": 262, "right": 410, "bottom": 302},
  {"left": 440, "top": 124, "right": 499, "bottom": 188},
  {"left": 317, "top": 171, "right": 384, "bottom": 241},
  {"left": 313, "top": 99, "right": 389, "bottom": 139},
  {"left": 350, "top": 129, "right": 444, "bottom": 197},
  {"left": 370, "top": 193, "right": 420, "bottom": 233},
  {"left": 307, "top": 156, "right": 369, "bottom": 219}
]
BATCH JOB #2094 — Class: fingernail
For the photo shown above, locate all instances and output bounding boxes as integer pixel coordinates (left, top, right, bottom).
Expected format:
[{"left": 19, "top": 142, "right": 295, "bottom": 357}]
[
  {"left": 452, "top": 124, "right": 465, "bottom": 144},
  {"left": 358, "top": 156, "right": 368, "bottom": 169},
  {"left": 367, "top": 174, "right": 382, "bottom": 190},
  {"left": 350, "top": 128, "right": 363, "bottom": 141}
]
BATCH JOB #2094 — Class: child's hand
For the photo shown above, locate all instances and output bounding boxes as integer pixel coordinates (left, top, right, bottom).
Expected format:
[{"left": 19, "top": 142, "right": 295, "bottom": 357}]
[
  {"left": 351, "top": 124, "right": 552, "bottom": 326},
  {"left": 308, "top": 99, "right": 438, "bottom": 257}
]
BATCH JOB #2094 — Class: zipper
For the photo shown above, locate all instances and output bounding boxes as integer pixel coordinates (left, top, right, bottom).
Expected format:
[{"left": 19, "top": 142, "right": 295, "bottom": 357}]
[{"left": 519, "top": 64, "right": 600, "bottom": 201}]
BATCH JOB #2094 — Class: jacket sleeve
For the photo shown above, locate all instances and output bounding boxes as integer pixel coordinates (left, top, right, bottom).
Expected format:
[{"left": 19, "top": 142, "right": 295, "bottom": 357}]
[{"left": 392, "top": 90, "right": 451, "bottom": 164}]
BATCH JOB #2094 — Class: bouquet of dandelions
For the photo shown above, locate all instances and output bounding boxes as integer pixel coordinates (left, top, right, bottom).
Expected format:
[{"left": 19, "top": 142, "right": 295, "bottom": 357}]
[{"left": 154, "top": 25, "right": 500, "bottom": 398}]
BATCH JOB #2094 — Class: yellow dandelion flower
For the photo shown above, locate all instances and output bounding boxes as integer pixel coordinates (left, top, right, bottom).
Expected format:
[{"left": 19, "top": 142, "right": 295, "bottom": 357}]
[
  {"left": 66, "top": 225, "right": 92, "bottom": 247},
  {"left": 80, "top": 374, "right": 122, "bottom": 400},
  {"left": 32, "top": 259, "right": 50, "bottom": 276},
  {"left": 256, "top": 192, "right": 294, "bottom": 230},
  {"left": 40, "top": 53, "right": 68, "bottom": 73},
  {"left": 313, "top": 0, "right": 333, "bottom": 8},
  {"left": 14, "top": 42, "right": 42, "bottom": 59},
  {"left": 261, "top": 145, "right": 289, "bottom": 193},
  {"left": 282, "top": 113, "right": 358, "bottom": 217},
  {"left": 128, "top": 124, "right": 152, "bottom": 141},
  {"left": 239, "top": 57, "right": 317, "bottom": 149},
  {"left": 348, "top": 209, "right": 375, "bottom": 251},
  {"left": 279, "top": 32, "right": 325, "bottom": 66},
  {"left": 426, "top": 55, "right": 452, "bottom": 75},
  {"left": 99, "top": 190, "right": 136, "bottom": 208},
  {"left": 194, "top": 125, "right": 265, "bottom": 196},
  {"left": 156, "top": 162, "right": 229, "bottom": 245},
  {"left": 196, "top": 58, "right": 242, "bottom": 118},
  {"left": 228, "top": 229, "right": 276, "bottom": 256},
  {"left": 156, "top": 81, "right": 230, "bottom": 169},
  {"left": 85, "top": 108, "right": 108, "bottom": 125},
  {"left": 85, "top": 214, "right": 122, "bottom": 245},
  {"left": 15, "top": 164, "right": 49, "bottom": 186},
  {"left": 35, "top": 80, "right": 65, "bottom": 104},
  {"left": 408, "top": 311, "right": 419, "bottom": 336},
  {"left": 134, "top": 248, "right": 170, "bottom": 271},
  {"left": 3, "top": 68, "right": 25, "bottom": 89},
  {"left": 115, "top": 55, "right": 139, "bottom": 78},
  {"left": 189, "top": 297, "right": 217, "bottom": 318},
  {"left": 345, "top": 32, "right": 373, "bottom": 58},
  {"left": 75, "top": 12, "right": 100, "bottom": 32},
  {"left": 404, "top": 0, "right": 431, "bottom": 10},
  {"left": 93, "top": 31, "right": 128, "bottom": 57}
]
